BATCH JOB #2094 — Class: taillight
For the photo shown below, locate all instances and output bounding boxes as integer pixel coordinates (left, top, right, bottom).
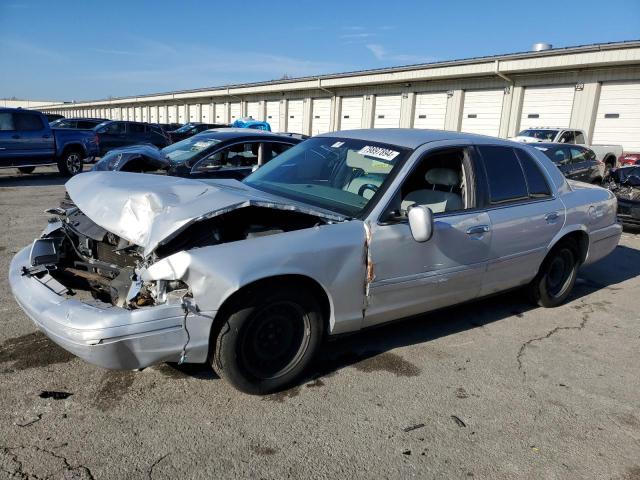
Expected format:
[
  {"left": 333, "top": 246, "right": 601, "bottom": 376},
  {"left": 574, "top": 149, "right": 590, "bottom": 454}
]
[{"left": 94, "top": 134, "right": 99, "bottom": 145}]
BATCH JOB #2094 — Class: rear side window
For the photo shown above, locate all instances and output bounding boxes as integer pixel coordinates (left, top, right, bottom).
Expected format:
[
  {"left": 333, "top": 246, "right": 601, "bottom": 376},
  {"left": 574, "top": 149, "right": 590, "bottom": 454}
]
[
  {"left": 515, "top": 149, "right": 551, "bottom": 198},
  {"left": 575, "top": 131, "right": 586, "bottom": 144},
  {"left": 269, "top": 142, "right": 293, "bottom": 158},
  {"left": 478, "top": 146, "right": 528, "bottom": 204},
  {"left": 0, "top": 112, "right": 15, "bottom": 130},
  {"left": 14, "top": 112, "right": 44, "bottom": 131},
  {"left": 129, "top": 123, "right": 146, "bottom": 134}
]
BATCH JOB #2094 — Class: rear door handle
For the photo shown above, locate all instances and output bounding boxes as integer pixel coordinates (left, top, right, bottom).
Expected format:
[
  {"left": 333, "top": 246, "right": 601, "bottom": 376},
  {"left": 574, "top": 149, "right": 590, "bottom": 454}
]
[
  {"left": 545, "top": 212, "right": 559, "bottom": 221},
  {"left": 466, "top": 225, "right": 490, "bottom": 235}
]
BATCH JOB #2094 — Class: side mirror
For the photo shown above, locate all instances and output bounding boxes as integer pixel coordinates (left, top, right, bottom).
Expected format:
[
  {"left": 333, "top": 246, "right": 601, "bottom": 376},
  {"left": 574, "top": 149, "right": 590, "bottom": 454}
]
[{"left": 408, "top": 205, "right": 433, "bottom": 242}]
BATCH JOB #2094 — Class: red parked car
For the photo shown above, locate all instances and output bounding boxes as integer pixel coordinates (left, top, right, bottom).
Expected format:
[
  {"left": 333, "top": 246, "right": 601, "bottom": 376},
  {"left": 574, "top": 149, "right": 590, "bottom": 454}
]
[{"left": 619, "top": 153, "right": 640, "bottom": 166}]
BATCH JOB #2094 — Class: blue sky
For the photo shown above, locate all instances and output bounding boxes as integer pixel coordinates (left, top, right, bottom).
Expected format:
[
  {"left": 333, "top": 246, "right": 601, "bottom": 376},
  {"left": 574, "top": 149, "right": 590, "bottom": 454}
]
[{"left": 1, "top": 0, "right": 638, "bottom": 102}]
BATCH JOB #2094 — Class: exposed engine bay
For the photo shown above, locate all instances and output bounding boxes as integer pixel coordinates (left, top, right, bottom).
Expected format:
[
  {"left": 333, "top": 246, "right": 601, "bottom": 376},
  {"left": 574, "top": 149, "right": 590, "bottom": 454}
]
[{"left": 32, "top": 196, "right": 326, "bottom": 310}]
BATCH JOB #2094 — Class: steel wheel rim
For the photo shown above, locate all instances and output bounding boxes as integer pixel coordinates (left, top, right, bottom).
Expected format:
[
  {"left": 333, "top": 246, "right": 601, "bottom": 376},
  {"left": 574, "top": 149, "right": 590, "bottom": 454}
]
[
  {"left": 240, "top": 301, "right": 311, "bottom": 380},
  {"left": 66, "top": 153, "right": 82, "bottom": 174},
  {"left": 546, "top": 249, "right": 574, "bottom": 298}
]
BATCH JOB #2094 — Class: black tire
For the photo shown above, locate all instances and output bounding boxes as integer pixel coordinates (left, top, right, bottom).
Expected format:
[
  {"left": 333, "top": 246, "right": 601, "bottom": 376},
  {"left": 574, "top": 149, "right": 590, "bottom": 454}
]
[
  {"left": 211, "top": 283, "right": 324, "bottom": 395},
  {"left": 527, "top": 239, "right": 579, "bottom": 308},
  {"left": 17, "top": 166, "right": 35, "bottom": 174},
  {"left": 57, "top": 149, "right": 84, "bottom": 177}
]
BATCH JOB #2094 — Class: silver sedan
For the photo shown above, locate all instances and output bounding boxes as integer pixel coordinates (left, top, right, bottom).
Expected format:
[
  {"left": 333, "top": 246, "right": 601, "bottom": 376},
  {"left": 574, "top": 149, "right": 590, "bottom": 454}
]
[{"left": 9, "top": 129, "right": 621, "bottom": 394}]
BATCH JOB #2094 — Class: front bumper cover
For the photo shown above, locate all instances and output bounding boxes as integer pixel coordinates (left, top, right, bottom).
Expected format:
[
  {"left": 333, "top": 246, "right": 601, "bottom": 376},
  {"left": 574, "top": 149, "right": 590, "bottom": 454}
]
[{"left": 9, "top": 246, "right": 215, "bottom": 370}]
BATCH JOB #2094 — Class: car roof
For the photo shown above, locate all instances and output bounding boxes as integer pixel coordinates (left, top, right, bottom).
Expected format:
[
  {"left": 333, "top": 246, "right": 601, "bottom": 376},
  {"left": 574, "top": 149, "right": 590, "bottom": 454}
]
[
  {"left": 55, "top": 117, "right": 106, "bottom": 122},
  {"left": 316, "top": 128, "right": 521, "bottom": 149},
  {"left": 195, "top": 128, "right": 299, "bottom": 142},
  {"left": 533, "top": 142, "right": 588, "bottom": 149}
]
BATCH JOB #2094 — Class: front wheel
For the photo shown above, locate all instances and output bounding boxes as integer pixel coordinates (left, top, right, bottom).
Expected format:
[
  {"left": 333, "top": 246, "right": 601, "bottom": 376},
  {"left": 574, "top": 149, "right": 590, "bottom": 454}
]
[
  {"left": 211, "top": 284, "right": 324, "bottom": 394},
  {"left": 57, "top": 150, "right": 84, "bottom": 177},
  {"left": 526, "top": 239, "right": 579, "bottom": 308}
]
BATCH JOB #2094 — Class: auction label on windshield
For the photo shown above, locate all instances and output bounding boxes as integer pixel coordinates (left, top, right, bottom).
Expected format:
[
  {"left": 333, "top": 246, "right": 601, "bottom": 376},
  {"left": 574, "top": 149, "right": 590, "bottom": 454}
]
[{"left": 358, "top": 145, "right": 399, "bottom": 161}]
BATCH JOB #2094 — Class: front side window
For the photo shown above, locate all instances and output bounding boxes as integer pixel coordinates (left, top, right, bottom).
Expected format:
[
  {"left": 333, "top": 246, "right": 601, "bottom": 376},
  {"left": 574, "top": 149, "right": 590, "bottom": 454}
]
[
  {"left": 570, "top": 147, "right": 588, "bottom": 164},
  {"left": 558, "top": 130, "right": 575, "bottom": 144},
  {"left": 129, "top": 123, "right": 146, "bottom": 134},
  {"left": 101, "top": 122, "right": 126, "bottom": 134},
  {"left": 575, "top": 131, "right": 586, "bottom": 144},
  {"left": 14, "top": 113, "right": 44, "bottom": 131},
  {"left": 0, "top": 113, "right": 15, "bottom": 131},
  {"left": 394, "top": 147, "right": 472, "bottom": 215},
  {"left": 478, "top": 146, "right": 528, "bottom": 204},
  {"left": 244, "top": 137, "right": 410, "bottom": 217},
  {"left": 195, "top": 142, "right": 260, "bottom": 171}
]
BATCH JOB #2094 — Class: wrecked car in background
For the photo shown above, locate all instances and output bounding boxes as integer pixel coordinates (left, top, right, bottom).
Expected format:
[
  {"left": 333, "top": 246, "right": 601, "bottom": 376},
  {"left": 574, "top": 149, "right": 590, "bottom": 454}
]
[
  {"left": 604, "top": 165, "right": 640, "bottom": 227},
  {"left": 9, "top": 129, "right": 621, "bottom": 394},
  {"left": 92, "top": 128, "right": 302, "bottom": 180}
]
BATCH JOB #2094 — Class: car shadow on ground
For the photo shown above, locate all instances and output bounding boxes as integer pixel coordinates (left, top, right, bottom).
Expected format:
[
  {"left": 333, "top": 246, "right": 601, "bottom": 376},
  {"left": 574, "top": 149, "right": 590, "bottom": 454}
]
[
  {"left": 0, "top": 171, "right": 69, "bottom": 187},
  {"left": 166, "top": 243, "right": 640, "bottom": 389}
]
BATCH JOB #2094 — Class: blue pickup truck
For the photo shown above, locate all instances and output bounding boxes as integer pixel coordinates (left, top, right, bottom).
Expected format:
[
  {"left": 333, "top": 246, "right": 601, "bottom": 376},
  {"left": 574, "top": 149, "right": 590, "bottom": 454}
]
[{"left": 0, "top": 108, "right": 99, "bottom": 176}]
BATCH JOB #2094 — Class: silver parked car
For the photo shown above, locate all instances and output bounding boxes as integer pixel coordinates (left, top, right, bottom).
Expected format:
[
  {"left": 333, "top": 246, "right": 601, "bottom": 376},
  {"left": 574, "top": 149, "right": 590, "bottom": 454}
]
[{"left": 9, "top": 129, "right": 621, "bottom": 394}]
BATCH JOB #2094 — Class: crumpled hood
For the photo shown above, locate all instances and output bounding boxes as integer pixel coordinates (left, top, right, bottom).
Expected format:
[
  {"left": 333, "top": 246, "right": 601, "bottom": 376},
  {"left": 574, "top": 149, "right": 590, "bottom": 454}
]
[{"left": 65, "top": 172, "right": 344, "bottom": 257}]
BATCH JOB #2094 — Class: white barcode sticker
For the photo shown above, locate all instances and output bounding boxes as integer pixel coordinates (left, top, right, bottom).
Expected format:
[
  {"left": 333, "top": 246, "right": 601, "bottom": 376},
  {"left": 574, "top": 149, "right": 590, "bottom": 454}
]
[{"left": 357, "top": 145, "right": 399, "bottom": 161}]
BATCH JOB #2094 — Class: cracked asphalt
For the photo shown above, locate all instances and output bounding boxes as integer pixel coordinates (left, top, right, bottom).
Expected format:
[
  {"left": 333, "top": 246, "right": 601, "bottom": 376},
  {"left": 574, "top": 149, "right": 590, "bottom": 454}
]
[{"left": 1, "top": 167, "right": 639, "bottom": 479}]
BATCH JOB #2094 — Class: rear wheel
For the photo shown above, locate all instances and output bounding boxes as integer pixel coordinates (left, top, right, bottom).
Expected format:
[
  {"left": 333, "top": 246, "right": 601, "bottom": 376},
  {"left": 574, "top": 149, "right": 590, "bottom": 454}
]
[
  {"left": 57, "top": 149, "right": 84, "bottom": 177},
  {"left": 526, "top": 239, "right": 579, "bottom": 307},
  {"left": 17, "top": 166, "right": 35, "bottom": 174},
  {"left": 211, "top": 284, "right": 324, "bottom": 394}
]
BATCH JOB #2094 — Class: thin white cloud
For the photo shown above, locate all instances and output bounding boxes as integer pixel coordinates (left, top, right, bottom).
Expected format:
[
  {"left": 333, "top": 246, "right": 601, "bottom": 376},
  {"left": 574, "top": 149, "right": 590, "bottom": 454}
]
[
  {"left": 365, "top": 43, "right": 434, "bottom": 64},
  {"left": 340, "top": 32, "right": 376, "bottom": 39},
  {"left": 1, "top": 39, "right": 67, "bottom": 62}
]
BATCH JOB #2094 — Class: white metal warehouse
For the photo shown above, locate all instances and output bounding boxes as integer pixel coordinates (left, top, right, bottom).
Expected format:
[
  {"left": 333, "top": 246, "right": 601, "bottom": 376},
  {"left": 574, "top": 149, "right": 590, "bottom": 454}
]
[{"left": 38, "top": 40, "right": 640, "bottom": 152}]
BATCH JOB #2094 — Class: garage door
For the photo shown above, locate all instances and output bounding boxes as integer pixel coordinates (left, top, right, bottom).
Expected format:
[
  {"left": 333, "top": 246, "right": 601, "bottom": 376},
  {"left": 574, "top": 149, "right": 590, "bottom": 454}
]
[
  {"left": 519, "top": 85, "right": 575, "bottom": 131},
  {"left": 461, "top": 89, "right": 504, "bottom": 137},
  {"left": 188, "top": 104, "right": 199, "bottom": 122},
  {"left": 214, "top": 103, "right": 227, "bottom": 123},
  {"left": 201, "top": 104, "right": 211, "bottom": 123},
  {"left": 413, "top": 92, "right": 447, "bottom": 129},
  {"left": 340, "top": 96, "right": 363, "bottom": 130},
  {"left": 127, "top": 107, "right": 134, "bottom": 121},
  {"left": 593, "top": 81, "right": 640, "bottom": 152},
  {"left": 287, "top": 99, "right": 304, "bottom": 133},
  {"left": 150, "top": 107, "right": 158, "bottom": 123},
  {"left": 266, "top": 101, "right": 281, "bottom": 131},
  {"left": 159, "top": 107, "right": 166, "bottom": 123},
  {"left": 135, "top": 107, "right": 142, "bottom": 121},
  {"left": 168, "top": 106, "right": 177, "bottom": 123},
  {"left": 112, "top": 108, "right": 121, "bottom": 120},
  {"left": 374, "top": 94, "right": 401, "bottom": 128},
  {"left": 142, "top": 107, "right": 149, "bottom": 122},
  {"left": 311, "top": 98, "right": 331, "bottom": 134},
  {"left": 247, "top": 101, "right": 262, "bottom": 121},
  {"left": 229, "top": 102, "right": 241, "bottom": 122},
  {"left": 178, "top": 105, "right": 187, "bottom": 123}
]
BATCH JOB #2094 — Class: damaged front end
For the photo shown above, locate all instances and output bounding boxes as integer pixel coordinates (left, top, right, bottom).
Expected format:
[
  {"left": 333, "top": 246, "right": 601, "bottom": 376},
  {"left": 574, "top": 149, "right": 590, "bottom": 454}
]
[{"left": 30, "top": 201, "right": 189, "bottom": 311}]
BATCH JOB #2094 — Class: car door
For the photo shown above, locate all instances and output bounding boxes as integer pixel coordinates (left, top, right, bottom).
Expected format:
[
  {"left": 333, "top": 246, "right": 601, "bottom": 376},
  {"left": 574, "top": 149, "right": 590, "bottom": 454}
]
[
  {"left": 569, "top": 146, "right": 591, "bottom": 182},
  {"left": 0, "top": 111, "right": 18, "bottom": 167},
  {"left": 364, "top": 143, "right": 491, "bottom": 327},
  {"left": 478, "top": 146, "right": 565, "bottom": 296},
  {"left": 12, "top": 111, "right": 54, "bottom": 165},
  {"left": 98, "top": 122, "right": 127, "bottom": 155},
  {"left": 550, "top": 146, "right": 572, "bottom": 177}
]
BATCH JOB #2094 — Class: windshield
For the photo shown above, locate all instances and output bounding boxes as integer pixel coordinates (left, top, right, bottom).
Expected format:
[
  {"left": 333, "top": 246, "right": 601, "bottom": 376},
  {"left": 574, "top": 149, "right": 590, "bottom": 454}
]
[
  {"left": 518, "top": 129, "right": 559, "bottom": 140},
  {"left": 162, "top": 135, "right": 221, "bottom": 163},
  {"left": 243, "top": 136, "right": 410, "bottom": 217}
]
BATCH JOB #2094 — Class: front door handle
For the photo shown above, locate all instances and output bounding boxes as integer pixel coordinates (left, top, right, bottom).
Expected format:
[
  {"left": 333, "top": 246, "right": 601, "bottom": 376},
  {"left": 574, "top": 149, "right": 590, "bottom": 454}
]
[
  {"left": 42, "top": 134, "right": 51, "bottom": 139},
  {"left": 12, "top": 134, "right": 20, "bottom": 139},
  {"left": 466, "top": 225, "right": 490, "bottom": 235},
  {"left": 545, "top": 212, "right": 559, "bottom": 222}
]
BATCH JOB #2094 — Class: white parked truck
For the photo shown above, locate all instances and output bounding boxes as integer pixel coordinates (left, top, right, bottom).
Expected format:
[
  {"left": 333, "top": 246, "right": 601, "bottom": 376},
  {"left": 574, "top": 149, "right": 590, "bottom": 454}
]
[{"left": 511, "top": 128, "right": 623, "bottom": 174}]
